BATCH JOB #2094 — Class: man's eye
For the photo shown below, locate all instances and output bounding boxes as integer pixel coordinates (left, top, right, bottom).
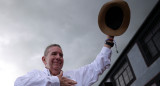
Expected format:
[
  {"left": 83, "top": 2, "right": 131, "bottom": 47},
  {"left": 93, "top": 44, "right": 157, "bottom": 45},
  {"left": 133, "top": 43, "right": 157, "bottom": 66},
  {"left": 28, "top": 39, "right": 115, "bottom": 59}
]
[{"left": 52, "top": 52, "right": 57, "bottom": 55}]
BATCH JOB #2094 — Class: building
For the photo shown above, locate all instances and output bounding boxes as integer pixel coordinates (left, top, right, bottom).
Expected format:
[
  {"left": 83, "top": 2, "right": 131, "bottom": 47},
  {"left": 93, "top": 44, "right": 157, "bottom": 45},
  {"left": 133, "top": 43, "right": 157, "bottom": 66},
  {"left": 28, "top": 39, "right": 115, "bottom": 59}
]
[{"left": 99, "top": 0, "right": 160, "bottom": 86}]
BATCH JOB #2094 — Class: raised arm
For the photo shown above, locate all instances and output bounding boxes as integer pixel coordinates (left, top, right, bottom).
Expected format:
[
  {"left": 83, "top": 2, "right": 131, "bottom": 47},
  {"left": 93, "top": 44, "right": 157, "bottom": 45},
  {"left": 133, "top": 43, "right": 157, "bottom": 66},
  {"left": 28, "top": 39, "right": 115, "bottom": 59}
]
[{"left": 66, "top": 35, "right": 114, "bottom": 86}]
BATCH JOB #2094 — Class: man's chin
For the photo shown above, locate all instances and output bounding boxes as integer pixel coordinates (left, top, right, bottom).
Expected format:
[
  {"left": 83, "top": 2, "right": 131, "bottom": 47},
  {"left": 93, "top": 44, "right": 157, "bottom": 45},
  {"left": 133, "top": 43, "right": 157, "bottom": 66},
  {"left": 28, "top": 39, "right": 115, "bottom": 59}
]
[
  {"left": 50, "top": 68, "right": 61, "bottom": 76},
  {"left": 52, "top": 66, "right": 62, "bottom": 71}
]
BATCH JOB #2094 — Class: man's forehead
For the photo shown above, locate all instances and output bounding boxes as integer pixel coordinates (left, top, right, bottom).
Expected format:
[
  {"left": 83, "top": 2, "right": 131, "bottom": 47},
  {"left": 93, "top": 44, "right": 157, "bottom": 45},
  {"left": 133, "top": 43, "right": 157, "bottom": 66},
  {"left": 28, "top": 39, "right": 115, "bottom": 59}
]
[{"left": 48, "top": 46, "right": 63, "bottom": 53}]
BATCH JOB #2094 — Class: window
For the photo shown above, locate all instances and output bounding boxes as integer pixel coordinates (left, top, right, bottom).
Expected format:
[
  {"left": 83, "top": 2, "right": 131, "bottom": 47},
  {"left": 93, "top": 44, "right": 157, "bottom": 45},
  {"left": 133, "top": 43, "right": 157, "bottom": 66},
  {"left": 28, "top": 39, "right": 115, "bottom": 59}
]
[
  {"left": 138, "top": 6, "right": 160, "bottom": 66},
  {"left": 145, "top": 73, "right": 160, "bottom": 86},
  {"left": 112, "top": 58, "right": 135, "bottom": 86}
]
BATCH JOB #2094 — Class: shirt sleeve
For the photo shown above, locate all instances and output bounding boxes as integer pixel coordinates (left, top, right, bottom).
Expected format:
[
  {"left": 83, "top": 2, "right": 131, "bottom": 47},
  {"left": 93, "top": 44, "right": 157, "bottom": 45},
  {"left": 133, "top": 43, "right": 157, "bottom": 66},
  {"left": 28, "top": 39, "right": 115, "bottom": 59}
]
[
  {"left": 70, "top": 47, "right": 112, "bottom": 86},
  {"left": 14, "top": 70, "right": 60, "bottom": 86}
]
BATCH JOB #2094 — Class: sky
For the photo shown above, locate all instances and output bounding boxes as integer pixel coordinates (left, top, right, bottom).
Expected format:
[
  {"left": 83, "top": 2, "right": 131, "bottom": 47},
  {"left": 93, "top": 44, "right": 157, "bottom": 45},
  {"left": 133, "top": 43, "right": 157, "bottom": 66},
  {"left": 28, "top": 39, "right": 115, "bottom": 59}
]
[{"left": 0, "top": 0, "right": 158, "bottom": 86}]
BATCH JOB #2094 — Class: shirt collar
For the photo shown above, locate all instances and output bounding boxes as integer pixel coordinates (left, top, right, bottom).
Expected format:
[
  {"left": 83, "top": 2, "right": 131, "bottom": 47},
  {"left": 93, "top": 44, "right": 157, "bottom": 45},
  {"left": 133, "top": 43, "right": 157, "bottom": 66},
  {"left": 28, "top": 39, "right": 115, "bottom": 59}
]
[{"left": 43, "top": 67, "right": 52, "bottom": 76}]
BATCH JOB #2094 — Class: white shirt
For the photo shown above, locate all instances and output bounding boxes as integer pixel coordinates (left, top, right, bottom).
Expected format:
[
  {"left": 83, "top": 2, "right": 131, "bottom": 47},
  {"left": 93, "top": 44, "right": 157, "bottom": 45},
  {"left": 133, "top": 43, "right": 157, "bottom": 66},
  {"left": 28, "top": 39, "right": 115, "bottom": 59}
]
[{"left": 14, "top": 47, "right": 111, "bottom": 86}]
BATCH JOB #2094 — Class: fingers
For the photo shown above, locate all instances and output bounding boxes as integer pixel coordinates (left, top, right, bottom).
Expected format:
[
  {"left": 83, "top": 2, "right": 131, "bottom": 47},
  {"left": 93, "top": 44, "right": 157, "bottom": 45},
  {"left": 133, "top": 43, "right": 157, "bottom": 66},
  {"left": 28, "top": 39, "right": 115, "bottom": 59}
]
[
  {"left": 60, "top": 77, "right": 77, "bottom": 86},
  {"left": 59, "top": 71, "right": 63, "bottom": 77},
  {"left": 62, "top": 77, "right": 77, "bottom": 84},
  {"left": 68, "top": 79, "right": 77, "bottom": 84},
  {"left": 57, "top": 70, "right": 63, "bottom": 80},
  {"left": 106, "top": 35, "right": 114, "bottom": 39},
  {"left": 57, "top": 70, "right": 77, "bottom": 86}
]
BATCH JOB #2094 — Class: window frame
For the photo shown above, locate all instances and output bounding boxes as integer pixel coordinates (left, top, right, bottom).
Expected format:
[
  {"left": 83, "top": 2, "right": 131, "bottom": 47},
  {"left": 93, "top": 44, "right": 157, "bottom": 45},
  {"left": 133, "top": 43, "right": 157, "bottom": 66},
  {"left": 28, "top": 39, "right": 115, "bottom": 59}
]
[
  {"left": 110, "top": 57, "right": 136, "bottom": 86},
  {"left": 137, "top": 2, "right": 160, "bottom": 66},
  {"left": 145, "top": 72, "right": 160, "bottom": 86}
]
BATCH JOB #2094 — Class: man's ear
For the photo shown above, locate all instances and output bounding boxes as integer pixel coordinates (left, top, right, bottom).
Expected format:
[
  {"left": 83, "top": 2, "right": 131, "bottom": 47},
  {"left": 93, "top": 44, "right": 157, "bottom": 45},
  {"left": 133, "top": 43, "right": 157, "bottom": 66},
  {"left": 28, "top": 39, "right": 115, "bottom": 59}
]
[{"left": 42, "top": 56, "right": 47, "bottom": 65}]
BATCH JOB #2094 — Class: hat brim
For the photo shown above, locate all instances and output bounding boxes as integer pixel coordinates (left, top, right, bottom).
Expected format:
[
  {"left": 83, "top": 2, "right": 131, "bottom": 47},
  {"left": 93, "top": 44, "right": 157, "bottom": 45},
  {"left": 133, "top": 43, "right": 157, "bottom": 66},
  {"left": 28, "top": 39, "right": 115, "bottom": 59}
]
[{"left": 98, "top": 0, "right": 130, "bottom": 36}]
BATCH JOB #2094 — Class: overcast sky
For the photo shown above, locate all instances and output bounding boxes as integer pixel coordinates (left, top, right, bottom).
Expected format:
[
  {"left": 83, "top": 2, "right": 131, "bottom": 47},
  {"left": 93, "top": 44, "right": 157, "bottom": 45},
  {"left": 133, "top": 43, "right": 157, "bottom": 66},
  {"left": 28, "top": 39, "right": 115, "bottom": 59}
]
[{"left": 0, "top": 0, "right": 158, "bottom": 86}]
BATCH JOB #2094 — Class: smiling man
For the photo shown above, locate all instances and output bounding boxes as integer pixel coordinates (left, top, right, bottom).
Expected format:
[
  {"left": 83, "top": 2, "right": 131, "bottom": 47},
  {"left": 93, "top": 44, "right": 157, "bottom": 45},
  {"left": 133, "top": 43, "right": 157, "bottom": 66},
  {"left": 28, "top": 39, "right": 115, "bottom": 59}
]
[
  {"left": 14, "top": 35, "right": 114, "bottom": 86},
  {"left": 42, "top": 44, "right": 64, "bottom": 76}
]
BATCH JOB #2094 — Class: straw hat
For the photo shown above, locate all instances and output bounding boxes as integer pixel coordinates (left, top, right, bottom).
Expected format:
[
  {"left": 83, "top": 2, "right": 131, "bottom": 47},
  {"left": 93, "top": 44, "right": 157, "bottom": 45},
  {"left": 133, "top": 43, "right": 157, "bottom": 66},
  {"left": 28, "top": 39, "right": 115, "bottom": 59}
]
[{"left": 98, "top": 0, "right": 130, "bottom": 36}]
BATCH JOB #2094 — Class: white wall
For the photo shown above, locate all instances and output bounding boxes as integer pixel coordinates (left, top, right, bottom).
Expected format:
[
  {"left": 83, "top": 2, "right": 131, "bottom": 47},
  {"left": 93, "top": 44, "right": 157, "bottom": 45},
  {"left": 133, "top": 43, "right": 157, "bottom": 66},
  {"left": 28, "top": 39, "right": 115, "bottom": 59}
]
[{"left": 127, "top": 44, "right": 160, "bottom": 86}]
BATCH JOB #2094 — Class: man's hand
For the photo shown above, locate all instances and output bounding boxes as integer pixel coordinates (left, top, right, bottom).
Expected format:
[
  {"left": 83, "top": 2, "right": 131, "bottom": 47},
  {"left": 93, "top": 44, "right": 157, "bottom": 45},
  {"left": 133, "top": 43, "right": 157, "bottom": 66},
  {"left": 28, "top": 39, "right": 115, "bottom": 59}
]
[
  {"left": 106, "top": 35, "right": 114, "bottom": 40},
  {"left": 57, "top": 71, "right": 77, "bottom": 86},
  {"left": 104, "top": 35, "right": 114, "bottom": 48}
]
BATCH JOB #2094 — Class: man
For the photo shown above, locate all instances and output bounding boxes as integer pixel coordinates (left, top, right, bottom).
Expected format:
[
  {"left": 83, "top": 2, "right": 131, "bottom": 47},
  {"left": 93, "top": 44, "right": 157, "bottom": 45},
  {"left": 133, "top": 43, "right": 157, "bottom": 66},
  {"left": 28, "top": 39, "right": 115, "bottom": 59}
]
[{"left": 14, "top": 35, "right": 114, "bottom": 86}]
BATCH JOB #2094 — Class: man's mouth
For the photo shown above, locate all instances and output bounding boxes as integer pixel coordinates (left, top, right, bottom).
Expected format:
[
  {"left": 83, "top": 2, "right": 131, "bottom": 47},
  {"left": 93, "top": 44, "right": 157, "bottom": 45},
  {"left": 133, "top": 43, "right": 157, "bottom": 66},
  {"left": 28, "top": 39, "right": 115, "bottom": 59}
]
[
  {"left": 54, "top": 62, "right": 61, "bottom": 65},
  {"left": 52, "top": 60, "right": 62, "bottom": 66}
]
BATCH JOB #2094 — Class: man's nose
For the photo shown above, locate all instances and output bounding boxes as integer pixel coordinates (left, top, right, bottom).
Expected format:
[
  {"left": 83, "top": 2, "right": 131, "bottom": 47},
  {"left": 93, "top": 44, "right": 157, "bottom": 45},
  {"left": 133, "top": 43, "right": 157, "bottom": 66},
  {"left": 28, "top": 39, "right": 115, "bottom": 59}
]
[{"left": 55, "top": 54, "right": 61, "bottom": 59}]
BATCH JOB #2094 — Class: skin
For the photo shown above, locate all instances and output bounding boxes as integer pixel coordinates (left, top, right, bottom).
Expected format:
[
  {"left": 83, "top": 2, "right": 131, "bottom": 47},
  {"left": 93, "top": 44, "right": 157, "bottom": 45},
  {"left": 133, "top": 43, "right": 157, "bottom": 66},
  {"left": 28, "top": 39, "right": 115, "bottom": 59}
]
[
  {"left": 42, "top": 46, "right": 64, "bottom": 76},
  {"left": 104, "top": 35, "right": 114, "bottom": 48}
]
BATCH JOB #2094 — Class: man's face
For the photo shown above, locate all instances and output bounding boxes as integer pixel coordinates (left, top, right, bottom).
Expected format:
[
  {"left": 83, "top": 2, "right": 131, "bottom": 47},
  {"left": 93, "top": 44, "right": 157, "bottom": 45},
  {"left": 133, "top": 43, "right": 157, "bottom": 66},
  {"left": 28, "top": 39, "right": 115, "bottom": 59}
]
[{"left": 42, "top": 46, "right": 64, "bottom": 75}]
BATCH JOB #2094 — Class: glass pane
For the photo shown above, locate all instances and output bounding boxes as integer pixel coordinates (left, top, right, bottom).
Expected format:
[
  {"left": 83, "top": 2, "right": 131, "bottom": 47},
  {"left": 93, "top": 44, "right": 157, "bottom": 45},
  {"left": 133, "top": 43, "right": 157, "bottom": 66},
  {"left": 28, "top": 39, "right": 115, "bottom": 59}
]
[
  {"left": 147, "top": 41, "right": 158, "bottom": 57},
  {"left": 127, "top": 66, "right": 133, "bottom": 80},
  {"left": 153, "top": 32, "right": 160, "bottom": 51},
  {"left": 114, "top": 73, "right": 119, "bottom": 79},
  {"left": 120, "top": 67, "right": 124, "bottom": 73},
  {"left": 144, "top": 32, "right": 153, "bottom": 43},
  {"left": 119, "top": 75, "right": 125, "bottom": 86},
  {"left": 116, "top": 79, "right": 120, "bottom": 86},
  {"left": 123, "top": 70, "right": 130, "bottom": 84},
  {"left": 123, "top": 62, "right": 128, "bottom": 69},
  {"left": 117, "top": 67, "right": 124, "bottom": 77}
]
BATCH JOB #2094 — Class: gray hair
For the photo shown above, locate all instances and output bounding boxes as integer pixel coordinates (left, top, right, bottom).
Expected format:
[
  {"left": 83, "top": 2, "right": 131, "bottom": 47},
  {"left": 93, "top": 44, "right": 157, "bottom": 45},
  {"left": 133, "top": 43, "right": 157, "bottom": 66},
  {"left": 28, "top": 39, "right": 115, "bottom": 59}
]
[{"left": 44, "top": 44, "right": 61, "bottom": 56}]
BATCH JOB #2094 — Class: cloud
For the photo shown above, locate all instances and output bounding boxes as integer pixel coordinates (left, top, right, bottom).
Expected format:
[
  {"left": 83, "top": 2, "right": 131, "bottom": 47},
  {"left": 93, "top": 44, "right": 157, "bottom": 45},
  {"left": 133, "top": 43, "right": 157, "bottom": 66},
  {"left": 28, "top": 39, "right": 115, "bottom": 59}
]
[
  {"left": 0, "top": 60, "right": 24, "bottom": 86},
  {"left": 0, "top": 0, "right": 108, "bottom": 85}
]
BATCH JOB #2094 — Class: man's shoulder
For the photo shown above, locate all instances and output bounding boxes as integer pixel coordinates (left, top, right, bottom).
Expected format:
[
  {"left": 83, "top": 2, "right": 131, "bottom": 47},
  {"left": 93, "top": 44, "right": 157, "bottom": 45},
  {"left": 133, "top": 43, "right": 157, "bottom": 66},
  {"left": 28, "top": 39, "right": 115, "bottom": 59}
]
[
  {"left": 15, "top": 69, "right": 46, "bottom": 79},
  {"left": 27, "top": 69, "right": 42, "bottom": 73},
  {"left": 26, "top": 69, "right": 47, "bottom": 76}
]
